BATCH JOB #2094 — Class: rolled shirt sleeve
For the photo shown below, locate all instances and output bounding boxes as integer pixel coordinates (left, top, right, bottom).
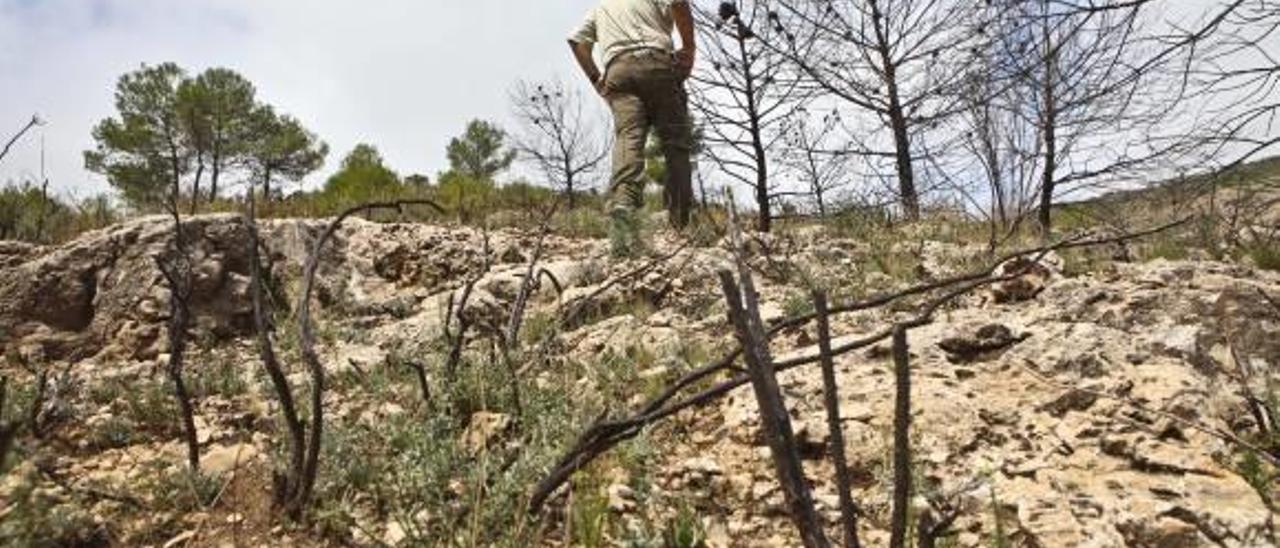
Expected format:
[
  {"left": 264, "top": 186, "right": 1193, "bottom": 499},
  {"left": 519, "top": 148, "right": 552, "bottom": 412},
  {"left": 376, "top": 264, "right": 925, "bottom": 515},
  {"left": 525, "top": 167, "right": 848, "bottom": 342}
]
[{"left": 569, "top": 8, "right": 598, "bottom": 44}]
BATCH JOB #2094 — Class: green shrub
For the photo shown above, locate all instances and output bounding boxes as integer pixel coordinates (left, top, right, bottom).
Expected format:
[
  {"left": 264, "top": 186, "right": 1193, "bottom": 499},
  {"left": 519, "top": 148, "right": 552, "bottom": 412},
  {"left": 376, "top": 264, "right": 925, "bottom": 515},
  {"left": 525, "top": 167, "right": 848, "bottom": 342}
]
[
  {"left": 0, "top": 181, "right": 118, "bottom": 244},
  {"left": 1246, "top": 242, "right": 1280, "bottom": 272}
]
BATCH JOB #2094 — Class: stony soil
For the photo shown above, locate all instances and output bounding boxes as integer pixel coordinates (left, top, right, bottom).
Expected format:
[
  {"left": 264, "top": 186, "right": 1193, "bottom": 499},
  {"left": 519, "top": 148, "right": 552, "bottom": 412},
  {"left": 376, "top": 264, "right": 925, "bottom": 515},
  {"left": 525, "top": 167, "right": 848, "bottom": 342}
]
[{"left": 1, "top": 214, "right": 1278, "bottom": 547}]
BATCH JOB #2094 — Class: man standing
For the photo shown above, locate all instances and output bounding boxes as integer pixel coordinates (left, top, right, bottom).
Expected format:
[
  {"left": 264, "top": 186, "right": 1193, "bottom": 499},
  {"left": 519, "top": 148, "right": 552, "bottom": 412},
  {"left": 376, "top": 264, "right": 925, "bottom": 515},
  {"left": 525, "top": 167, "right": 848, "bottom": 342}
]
[{"left": 569, "top": 0, "right": 696, "bottom": 255}]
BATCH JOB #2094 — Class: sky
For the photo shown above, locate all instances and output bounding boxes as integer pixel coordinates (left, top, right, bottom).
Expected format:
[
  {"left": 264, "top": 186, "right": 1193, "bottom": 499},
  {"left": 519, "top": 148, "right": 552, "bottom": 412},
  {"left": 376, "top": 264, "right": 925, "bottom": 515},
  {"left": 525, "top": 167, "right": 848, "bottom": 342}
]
[
  {"left": 0, "top": 0, "right": 1269, "bottom": 203},
  {"left": 0, "top": 0, "right": 601, "bottom": 199}
]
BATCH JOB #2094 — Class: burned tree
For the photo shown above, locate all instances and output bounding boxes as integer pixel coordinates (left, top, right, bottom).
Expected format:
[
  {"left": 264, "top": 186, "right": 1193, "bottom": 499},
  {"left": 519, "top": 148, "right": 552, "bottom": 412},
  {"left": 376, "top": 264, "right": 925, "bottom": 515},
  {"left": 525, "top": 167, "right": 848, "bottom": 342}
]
[
  {"left": 510, "top": 80, "right": 608, "bottom": 209},
  {"left": 288, "top": 198, "right": 444, "bottom": 517},
  {"left": 155, "top": 143, "right": 201, "bottom": 474},
  {"left": 529, "top": 219, "right": 1194, "bottom": 521},
  {"left": 691, "top": 1, "right": 810, "bottom": 232},
  {"left": 242, "top": 184, "right": 308, "bottom": 513},
  {"left": 779, "top": 108, "right": 853, "bottom": 218},
  {"left": 719, "top": 196, "right": 828, "bottom": 547},
  {"left": 774, "top": 0, "right": 985, "bottom": 220},
  {"left": 996, "top": 0, "right": 1174, "bottom": 235},
  {"left": 1181, "top": 0, "right": 1280, "bottom": 165}
]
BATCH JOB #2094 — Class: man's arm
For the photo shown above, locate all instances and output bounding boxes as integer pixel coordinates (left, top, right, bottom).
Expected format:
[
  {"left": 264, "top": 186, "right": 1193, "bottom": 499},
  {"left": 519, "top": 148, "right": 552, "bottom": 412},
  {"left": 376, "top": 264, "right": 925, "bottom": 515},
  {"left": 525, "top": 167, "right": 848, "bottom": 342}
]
[
  {"left": 568, "top": 40, "right": 606, "bottom": 96},
  {"left": 672, "top": 0, "right": 696, "bottom": 76}
]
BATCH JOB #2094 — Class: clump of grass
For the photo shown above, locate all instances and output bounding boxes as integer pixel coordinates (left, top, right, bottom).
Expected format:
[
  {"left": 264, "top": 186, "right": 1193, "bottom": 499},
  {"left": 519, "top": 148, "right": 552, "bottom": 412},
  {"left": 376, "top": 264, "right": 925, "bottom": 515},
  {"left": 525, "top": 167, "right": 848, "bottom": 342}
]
[
  {"left": 782, "top": 290, "right": 815, "bottom": 318},
  {"left": 304, "top": 339, "right": 598, "bottom": 547},
  {"left": 989, "top": 485, "right": 1011, "bottom": 548},
  {"left": 1245, "top": 242, "right": 1280, "bottom": 272},
  {"left": 189, "top": 353, "right": 249, "bottom": 399},
  {"left": 663, "top": 501, "right": 708, "bottom": 548}
]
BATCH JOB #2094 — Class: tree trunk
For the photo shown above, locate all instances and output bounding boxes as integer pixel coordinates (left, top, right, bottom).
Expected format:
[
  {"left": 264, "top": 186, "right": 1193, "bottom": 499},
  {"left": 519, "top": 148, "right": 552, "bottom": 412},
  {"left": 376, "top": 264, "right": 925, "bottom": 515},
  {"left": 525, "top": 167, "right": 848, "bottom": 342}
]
[
  {"left": 737, "top": 25, "right": 772, "bottom": 233},
  {"left": 815, "top": 291, "right": 861, "bottom": 548},
  {"left": 190, "top": 155, "right": 205, "bottom": 215},
  {"left": 889, "top": 326, "right": 913, "bottom": 548},
  {"left": 719, "top": 271, "right": 828, "bottom": 548},
  {"left": 262, "top": 168, "right": 272, "bottom": 205},
  {"left": 565, "top": 159, "right": 577, "bottom": 209},
  {"left": 167, "top": 304, "right": 200, "bottom": 473},
  {"left": 246, "top": 188, "right": 306, "bottom": 505},
  {"left": 1037, "top": 8, "right": 1059, "bottom": 237},
  {"left": 209, "top": 149, "right": 221, "bottom": 204},
  {"left": 872, "top": 4, "right": 920, "bottom": 221}
]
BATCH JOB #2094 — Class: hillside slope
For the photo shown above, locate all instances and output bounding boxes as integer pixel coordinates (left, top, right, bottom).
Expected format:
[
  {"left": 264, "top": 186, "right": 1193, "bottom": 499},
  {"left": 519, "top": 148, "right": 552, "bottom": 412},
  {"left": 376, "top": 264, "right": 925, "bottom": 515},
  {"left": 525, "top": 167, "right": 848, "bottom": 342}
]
[{"left": 1, "top": 214, "right": 1278, "bottom": 546}]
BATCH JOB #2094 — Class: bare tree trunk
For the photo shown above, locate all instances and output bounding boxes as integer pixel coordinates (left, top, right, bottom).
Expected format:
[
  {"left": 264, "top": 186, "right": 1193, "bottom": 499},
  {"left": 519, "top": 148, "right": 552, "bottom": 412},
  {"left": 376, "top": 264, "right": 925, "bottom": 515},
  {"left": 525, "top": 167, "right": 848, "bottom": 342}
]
[
  {"left": 190, "top": 154, "right": 205, "bottom": 215},
  {"left": 720, "top": 191, "right": 826, "bottom": 545},
  {"left": 209, "top": 148, "right": 221, "bottom": 204},
  {"left": 288, "top": 199, "right": 444, "bottom": 518},
  {"left": 814, "top": 291, "right": 861, "bottom": 548},
  {"left": 166, "top": 296, "right": 200, "bottom": 473},
  {"left": 869, "top": 1, "right": 920, "bottom": 221},
  {"left": 736, "top": 28, "right": 773, "bottom": 233},
  {"left": 245, "top": 189, "right": 306, "bottom": 506},
  {"left": 34, "top": 180, "right": 48, "bottom": 244},
  {"left": 160, "top": 145, "right": 201, "bottom": 473},
  {"left": 889, "top": 325, "right": 912, "bottom": 548},
  {"left": 719, "top": 272, "right": 829, "bottom": 548},
  {"left": 1037, "top": 13, "right": 1059, "bottom": 237},
  {"left": 262, "top": 167, "right": 273, "bottom": 205}
]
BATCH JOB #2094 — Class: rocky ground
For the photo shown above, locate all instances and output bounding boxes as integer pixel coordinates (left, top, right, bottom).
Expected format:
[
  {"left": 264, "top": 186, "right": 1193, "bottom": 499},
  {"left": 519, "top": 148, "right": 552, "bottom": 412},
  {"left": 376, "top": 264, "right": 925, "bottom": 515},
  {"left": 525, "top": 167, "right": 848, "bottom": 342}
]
[{"left": 1, "top": 213, "right": 1278, "bottom": 547}]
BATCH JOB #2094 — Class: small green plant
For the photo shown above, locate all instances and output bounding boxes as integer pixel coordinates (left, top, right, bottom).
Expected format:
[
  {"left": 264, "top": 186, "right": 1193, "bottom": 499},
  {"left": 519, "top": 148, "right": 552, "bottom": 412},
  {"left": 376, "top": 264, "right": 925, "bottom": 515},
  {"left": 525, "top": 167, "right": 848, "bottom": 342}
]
[
  {"left": 663, "top": 501, "right": 707, "bottom": 548},
  {"left": 1245, "top": 242, "right": 1280, "bottom": 272},
  {"left": 989, "top": 485, "right": 1011, "bottom": 548},
  {"left": 1143, "top": 233, "right": 1192, "bottom": 261},
  {"left": 570, "top": 488, "right": 612, "bottom": 548},
  {"left": 120, "top": 380, "right": 181, "bottom": 437},
  {"left": 149, "top": 467, "right": 222, "bottom": 512},
  {"left": 189, "top": 354, "right": 249, "bottom": 399},
  {"left": 782, "top": 290, "right": 815, "bottom": 318},
  {"left": 1236, "top": 451, "right": 1276, "bottom": 505},
  {"left": 609, "top": 208, "right": 648, "bottom": 258},
  {"left": 88, "top": 415, "right": 135, "bottom": 450}
]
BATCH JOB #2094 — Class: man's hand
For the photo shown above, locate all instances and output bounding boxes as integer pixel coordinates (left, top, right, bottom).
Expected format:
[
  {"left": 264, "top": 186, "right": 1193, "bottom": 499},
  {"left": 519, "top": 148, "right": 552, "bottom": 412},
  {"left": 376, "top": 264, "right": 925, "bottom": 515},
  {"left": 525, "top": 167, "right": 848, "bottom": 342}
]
[
  {"left": 570, "top": 39, "right": 608, "bottom": 98},
  {"left": 675, "top": 47, "right": 696, "bottom": 78}
]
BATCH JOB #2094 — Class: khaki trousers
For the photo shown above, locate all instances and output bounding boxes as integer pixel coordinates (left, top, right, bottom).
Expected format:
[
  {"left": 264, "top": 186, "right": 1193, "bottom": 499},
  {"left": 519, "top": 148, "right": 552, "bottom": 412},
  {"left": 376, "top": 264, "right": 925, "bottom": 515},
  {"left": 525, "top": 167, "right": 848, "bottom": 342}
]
[{"left": 603, "top": 50, "right": 694, "bottom": 228}]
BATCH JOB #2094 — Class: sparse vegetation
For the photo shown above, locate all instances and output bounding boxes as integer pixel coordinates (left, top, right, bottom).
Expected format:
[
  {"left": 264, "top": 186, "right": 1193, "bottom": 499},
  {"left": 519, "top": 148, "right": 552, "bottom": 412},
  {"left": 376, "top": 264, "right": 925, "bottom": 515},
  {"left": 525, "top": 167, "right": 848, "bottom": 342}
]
[{"left": 3, "top": 1, "right": 1280, "bottom": 546}]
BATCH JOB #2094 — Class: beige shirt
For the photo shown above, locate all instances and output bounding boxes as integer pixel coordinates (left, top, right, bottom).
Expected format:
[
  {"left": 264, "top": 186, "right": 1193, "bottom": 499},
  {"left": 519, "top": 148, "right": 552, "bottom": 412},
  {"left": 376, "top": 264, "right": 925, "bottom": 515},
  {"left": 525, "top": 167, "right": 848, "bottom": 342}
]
[{"left": 569, "top": 0, "right": 686, "bottom": 68}]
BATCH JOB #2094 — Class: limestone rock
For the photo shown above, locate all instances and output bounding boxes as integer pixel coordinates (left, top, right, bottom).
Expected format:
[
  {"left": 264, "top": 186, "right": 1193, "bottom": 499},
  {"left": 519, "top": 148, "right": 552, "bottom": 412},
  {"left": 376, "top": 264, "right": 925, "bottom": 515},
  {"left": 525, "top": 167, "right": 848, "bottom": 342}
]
[{"left": 461, "top": 412, "right": 511, "bottom": 455}]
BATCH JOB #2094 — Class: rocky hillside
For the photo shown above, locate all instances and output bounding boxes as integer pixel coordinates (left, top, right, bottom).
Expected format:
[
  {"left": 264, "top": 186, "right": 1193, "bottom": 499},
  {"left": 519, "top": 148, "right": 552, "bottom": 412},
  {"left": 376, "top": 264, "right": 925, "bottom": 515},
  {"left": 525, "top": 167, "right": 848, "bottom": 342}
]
[{"left": 1, "top": 214, "right": 1278, "bottom": 547}]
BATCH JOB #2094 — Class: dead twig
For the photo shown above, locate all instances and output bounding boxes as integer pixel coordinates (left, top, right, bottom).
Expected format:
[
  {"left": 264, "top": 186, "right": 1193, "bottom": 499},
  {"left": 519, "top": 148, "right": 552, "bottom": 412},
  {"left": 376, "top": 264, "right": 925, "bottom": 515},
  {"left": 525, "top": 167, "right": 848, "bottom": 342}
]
[
  {"left": 889, "top": 326, "right": 911, "bottom": 548},
  {"left": 506, "top": 200, "right": 560, "bottom": 349},
  {"left": 244, "top": 187, "right": 306, "bottom": 509},
  {"left": 815, "top": 290, "right": 862, "bottom": 548},
  {"left": 290, "top": 198, "right": 445, "bottom": 518},
  {"left": 0, "top": 115, "right": 41, "bottom": 165}
]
